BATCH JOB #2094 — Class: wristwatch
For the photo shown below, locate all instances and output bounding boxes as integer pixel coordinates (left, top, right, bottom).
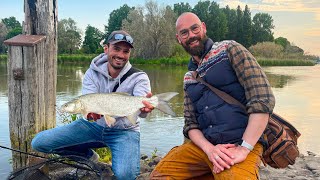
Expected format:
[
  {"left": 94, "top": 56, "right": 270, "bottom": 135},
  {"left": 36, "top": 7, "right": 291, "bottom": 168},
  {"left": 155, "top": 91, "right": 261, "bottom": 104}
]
[{"left": 240, "top": 140, "right": 254, "bottom": 151}]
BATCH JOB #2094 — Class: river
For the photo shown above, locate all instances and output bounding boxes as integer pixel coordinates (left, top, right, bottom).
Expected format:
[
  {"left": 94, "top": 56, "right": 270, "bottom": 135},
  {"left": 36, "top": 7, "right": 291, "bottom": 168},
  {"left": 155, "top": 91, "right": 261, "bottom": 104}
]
[{"left": 0, "top": 62, "right": 319, "bottom": 177}]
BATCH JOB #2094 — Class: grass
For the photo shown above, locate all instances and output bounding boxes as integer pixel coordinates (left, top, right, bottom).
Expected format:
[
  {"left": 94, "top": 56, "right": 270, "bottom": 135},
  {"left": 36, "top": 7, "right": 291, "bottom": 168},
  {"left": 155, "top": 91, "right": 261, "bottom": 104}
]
[{"left": 0, "top": 54, "right": 316, "bottom": 66}]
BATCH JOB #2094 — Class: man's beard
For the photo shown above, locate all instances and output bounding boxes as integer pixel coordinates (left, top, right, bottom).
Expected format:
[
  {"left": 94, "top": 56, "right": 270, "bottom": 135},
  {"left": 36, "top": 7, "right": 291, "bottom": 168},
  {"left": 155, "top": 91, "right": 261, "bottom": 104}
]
[{"left": 182, "top": 35, "right": 208, "bottom": 57}]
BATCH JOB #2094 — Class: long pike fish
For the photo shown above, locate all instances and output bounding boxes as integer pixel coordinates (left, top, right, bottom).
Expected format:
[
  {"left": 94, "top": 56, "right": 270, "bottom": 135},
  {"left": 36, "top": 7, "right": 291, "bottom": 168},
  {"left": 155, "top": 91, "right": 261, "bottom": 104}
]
[{"left": 60, "top": 92, "right": 179, "bottom": 126}]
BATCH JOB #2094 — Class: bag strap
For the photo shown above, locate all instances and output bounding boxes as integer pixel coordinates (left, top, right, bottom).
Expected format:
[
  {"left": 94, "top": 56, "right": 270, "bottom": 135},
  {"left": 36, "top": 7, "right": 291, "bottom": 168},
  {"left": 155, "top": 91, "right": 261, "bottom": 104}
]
[
  {"left": 112, "top": 67, "right": 141, "bottom": 92},
  {"left": 192, "top": 71, "right": 247, "bottom": 111}
]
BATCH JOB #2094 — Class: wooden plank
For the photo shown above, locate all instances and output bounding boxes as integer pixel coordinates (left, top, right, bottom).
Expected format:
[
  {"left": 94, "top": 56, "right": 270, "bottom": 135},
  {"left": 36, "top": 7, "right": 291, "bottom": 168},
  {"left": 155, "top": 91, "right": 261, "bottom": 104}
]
[{"left": 4, "top": 34, "right": 46, "bottom": 47}]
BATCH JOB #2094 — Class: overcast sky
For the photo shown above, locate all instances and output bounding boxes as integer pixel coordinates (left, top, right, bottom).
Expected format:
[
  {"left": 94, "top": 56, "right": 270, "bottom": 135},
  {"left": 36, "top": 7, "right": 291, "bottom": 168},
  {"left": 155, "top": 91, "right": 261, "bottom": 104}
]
[{"left": 1, "top": 0, "right": 319, "bottom": 56}]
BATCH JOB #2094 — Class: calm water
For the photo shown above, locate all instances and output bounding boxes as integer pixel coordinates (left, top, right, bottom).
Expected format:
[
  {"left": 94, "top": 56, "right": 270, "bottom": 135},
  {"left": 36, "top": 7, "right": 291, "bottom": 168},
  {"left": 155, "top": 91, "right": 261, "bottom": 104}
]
[{"left": 0, "top": 62, "right": 319, "bottom": 176}]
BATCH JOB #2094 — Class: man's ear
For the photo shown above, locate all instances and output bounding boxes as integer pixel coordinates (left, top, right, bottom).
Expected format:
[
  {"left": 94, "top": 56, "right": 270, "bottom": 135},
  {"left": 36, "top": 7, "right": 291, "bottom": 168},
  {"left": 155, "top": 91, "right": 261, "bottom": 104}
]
[{"left": 176, "top": 34, "right": 181, "bottom": 44}]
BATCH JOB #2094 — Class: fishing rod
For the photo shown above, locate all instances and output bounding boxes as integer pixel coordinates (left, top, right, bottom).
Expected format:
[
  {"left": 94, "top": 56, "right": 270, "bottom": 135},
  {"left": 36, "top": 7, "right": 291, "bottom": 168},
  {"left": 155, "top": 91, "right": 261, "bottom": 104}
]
[
  {"left": 0, "top": 144, "right": 47, "bottom": 159},
  {"left": 0, "top": 144, "right": 102, "bottom": 176}
]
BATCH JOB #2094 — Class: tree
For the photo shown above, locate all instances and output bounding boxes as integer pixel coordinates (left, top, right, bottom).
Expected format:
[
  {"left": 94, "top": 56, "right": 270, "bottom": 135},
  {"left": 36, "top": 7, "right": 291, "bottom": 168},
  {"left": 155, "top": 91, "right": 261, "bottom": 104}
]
[
  {"left": 192, "top": 1, "right": 211, "bottom": 26},
  {"left": 2, "top": 16, "right": 22, "bottom": 43},
  {"left": 207, "top": 1, "right": 227, "bottom": 41},
  {"left": 192, "top": 1, "right": 227, "bottom": 41},
  {"left": 242, "top": 5, "right": 252, "bottom": 48},
  {"left": 123, "top": 0, "right": 176, "bottom": 59},
  {"left": 105, "top": 4, "right": 134, "bottom": 35},
  {"left": 6, "top": 27, "right": 22, "bottom": 39},
  {"left": 236, "top": 5, "right": 244, "bottom": 44},
  {"left": 0, "top": 22, "right": 8, "bottom": 53},
  {"left": 223, "top": 6, "right": 237, "bottom": 40},
  {"left": 58, "top": 18, "right": 82, "bottom": 54},
  {"left": 252, "top": 13, "right": 274, "bottom": 45},
  {"left": 173, "top": 2, "right": 192, "bottom": 16},
  {"left": 1, "top": 17, "right": 21, "bottom": 31},
  {"left": 275, "top": 37, "right": 290, "bottom": 49},
  {"left": 82, "top": 25, "right": 103, "bottom": 54}
]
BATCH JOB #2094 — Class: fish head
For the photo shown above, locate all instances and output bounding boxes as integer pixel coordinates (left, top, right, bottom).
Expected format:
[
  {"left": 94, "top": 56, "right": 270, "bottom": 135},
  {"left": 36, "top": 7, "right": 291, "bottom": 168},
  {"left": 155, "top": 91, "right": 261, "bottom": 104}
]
[{"left": 60, "top": 99, "right": 83, "bottom": 113}]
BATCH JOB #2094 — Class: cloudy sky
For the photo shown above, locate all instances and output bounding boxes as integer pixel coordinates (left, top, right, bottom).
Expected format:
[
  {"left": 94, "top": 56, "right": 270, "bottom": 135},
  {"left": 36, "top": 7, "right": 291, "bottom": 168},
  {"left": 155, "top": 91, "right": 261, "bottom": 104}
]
[{"left": 1, "top": 0, "right": 319, "bottom": 56}]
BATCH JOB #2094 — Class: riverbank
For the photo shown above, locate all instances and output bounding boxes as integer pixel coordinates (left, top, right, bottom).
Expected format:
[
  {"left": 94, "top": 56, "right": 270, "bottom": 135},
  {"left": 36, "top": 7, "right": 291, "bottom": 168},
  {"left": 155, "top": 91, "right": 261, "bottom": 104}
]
[{"left": 0, "top": 54, "right": 316, "bottom": 66}]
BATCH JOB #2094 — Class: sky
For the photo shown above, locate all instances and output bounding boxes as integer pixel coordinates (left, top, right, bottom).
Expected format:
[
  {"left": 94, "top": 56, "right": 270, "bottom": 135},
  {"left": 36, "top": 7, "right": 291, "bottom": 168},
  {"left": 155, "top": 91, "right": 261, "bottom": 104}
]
[{"left": 1, "top": 0, "right": 319, "bottom": 56}]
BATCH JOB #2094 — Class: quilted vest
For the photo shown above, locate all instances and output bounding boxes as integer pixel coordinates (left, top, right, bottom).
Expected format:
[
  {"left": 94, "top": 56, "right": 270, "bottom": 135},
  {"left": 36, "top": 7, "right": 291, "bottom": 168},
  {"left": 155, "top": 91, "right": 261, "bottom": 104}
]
[{"left": 184, "top": 39, "right": 248, "bottom": 145}]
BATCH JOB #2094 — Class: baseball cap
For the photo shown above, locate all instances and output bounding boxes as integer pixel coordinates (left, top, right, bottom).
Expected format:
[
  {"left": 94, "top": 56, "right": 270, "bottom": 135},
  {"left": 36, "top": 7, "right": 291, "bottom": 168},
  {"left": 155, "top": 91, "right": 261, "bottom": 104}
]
[{"left": 105, "top": 30, "right": 134, "bottom": 48}]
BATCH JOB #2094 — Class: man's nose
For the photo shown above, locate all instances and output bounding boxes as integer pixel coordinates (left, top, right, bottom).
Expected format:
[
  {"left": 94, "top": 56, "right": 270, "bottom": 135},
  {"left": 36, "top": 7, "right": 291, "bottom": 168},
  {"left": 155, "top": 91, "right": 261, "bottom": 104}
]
[
  {"left": 188, "top": 30, "right": 197, "bottom": 39},
  {"left": 117, "top": 51, "right": 126, "bottom": 58}
]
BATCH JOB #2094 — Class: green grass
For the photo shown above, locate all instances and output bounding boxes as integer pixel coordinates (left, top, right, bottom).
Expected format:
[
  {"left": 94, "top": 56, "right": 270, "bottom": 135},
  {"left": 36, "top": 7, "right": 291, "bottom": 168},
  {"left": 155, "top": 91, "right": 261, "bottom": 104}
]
[
  {"left": 257, "top": 58, "right": 315, "bottom": 66},
  {"left": 0, "top": 54, "right": 316, "bottom": 66}
]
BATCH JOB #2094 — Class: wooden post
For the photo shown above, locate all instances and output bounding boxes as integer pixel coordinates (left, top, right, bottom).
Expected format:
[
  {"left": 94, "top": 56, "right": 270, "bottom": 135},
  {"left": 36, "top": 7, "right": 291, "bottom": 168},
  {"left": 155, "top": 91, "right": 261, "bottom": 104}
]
[
  {"left": 23, "top": 0, "right": 58, "bottom": 130},
  {"left": 4, "top": 35, "right": 47, "bottom": 169},
  {"left": 4, "top": 0, "right": 57, "bottom": 169}
]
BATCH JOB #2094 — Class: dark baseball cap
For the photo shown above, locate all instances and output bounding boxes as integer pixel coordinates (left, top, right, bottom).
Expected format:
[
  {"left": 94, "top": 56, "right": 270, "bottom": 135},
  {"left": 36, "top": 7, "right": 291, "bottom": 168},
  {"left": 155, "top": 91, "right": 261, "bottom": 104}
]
[{"left": 106, "top": 30, "right": 134, "bottom": 48}]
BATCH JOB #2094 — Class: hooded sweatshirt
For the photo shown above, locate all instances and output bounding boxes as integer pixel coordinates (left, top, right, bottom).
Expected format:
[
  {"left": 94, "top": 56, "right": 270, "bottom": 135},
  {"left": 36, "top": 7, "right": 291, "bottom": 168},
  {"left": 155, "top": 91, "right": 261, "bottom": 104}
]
[{"left": 82, "top": 53, "right": 151, "bottom": 131}]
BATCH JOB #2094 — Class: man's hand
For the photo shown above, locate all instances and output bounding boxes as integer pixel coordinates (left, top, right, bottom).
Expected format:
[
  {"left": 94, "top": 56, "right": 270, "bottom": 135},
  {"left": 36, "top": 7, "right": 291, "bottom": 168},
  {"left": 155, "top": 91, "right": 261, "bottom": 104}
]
[
  {"left": 224, "top": 145, "right": 251, "bottom": 164},
  {"left": 140, "top": 92, "right": 154, "bottom": 113},
  {"left": 86, "top": 113, "right": 102, "bottom": 121},
  {"left": 203, "top": 143, "right": 236, "bottom": 174}
]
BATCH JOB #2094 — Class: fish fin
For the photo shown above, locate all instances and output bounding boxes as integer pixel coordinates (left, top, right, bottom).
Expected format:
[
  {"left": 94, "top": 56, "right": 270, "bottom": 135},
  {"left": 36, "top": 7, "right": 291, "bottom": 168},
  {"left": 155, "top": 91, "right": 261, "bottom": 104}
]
[
  {"left": 154, "top": 92, "right": 179, "bottom": 117},
  {"left": 126, "top": 111, "right": 140, "bottom": 125},
  {"left": 104, "top": 115, "right": 116, "bottom": 127}
]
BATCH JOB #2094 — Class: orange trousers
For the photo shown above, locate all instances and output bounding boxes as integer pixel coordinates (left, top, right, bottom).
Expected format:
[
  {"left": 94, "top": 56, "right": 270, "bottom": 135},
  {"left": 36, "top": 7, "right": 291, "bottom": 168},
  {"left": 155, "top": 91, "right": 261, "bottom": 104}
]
[{"left": 150, "top": 142, "right": 263, "bottom": 180}]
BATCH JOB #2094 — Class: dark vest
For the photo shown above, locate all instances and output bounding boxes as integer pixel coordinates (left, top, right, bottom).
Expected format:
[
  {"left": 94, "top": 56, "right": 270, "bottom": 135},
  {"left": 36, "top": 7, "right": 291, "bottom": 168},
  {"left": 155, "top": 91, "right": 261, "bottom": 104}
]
[{"left": 185, "top": 40, "right": 248, "bottom": 145}]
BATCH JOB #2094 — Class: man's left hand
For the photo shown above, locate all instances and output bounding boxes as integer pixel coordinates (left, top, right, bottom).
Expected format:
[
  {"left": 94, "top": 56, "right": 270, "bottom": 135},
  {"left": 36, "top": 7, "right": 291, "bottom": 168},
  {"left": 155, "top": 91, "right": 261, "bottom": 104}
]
[
  {"left": 141, "top": 92, "right": 154, "bottom": 113},
  {"left": 225, "top": 145, "right": 250, "bottom": 164}
]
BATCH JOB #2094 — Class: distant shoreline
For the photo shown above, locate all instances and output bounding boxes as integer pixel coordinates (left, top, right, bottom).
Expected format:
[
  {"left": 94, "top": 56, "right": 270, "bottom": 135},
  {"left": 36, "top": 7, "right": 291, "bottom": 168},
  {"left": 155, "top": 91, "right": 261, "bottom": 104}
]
[{"left": 0, "top": 54, "right": 316, "bottom": 66}]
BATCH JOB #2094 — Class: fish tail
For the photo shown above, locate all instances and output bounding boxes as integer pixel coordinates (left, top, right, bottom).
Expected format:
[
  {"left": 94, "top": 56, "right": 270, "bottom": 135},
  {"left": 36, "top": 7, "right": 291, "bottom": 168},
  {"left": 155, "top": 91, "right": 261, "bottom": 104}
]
[{"left": 154, "top": 92, "right": 179, "bottom": 116}]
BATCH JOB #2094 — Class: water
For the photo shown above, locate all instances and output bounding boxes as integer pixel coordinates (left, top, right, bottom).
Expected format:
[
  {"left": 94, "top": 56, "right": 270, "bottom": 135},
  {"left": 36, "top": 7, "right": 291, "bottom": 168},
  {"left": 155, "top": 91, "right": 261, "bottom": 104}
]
[{"left": 1, "top": 62, "right": 320, "bottom": 177}]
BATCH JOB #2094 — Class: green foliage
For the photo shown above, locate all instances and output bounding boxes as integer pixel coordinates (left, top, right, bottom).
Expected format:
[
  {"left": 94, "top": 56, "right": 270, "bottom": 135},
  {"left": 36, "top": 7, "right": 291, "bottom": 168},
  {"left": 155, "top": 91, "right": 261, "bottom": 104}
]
[
  {"left": 94, "top": 147, "right": 112, "bottom": 164},
  {"left": 81, "top": 25, "right": 103, "bottom": 54},
  {"left": 173, "top": 2, "right": 192, "bottom": 16},
  {"left": 6, "top": 27, "right": 22, "bottom": 39},
  {"left": 0, "top": 54, "right": 7, "bottom": 61},
  {"left": 58, "top": 18, "right": 82, "bottom": 54},
  {"left": 106, "top": 4, "right": 134, "bottom": 34},
  {"left": 236, "top": 6, "right": 244, "bottom": 43},
  {"left": 1, "top": 17, "right": 22, "bottom": 53},
  {"left": 223, "top": 6, "right": 237, "bottom": 40},
  {"left": 242, "top": 5, "right": 252, "bottom": 48},
  {"left": 252, "top": 13, "right": 274, "bottom": 45},
  {"left": 257, "top": 59, "right": 315, "bottom": 66},
  {"left": 1, "top": 17, "right": 21, "bottom": 30},
  {"left": 275, "top": 37, "right": 290, "bottom": 49},
  {"left": 151, "top": 148, "right": 158, "bottom": 159}
]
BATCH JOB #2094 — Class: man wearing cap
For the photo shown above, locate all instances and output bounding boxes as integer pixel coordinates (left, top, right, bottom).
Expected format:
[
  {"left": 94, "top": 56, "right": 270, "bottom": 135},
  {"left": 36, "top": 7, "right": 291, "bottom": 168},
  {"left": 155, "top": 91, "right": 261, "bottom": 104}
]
[{"left": 31, "top": 30, "right": 153, "bottom": 179}]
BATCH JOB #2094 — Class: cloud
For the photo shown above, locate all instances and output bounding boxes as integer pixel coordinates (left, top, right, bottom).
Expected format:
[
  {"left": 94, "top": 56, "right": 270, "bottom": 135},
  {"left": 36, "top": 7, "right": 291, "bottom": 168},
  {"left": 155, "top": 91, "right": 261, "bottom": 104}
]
[
  {"left": 305, "top": 28, "right": 320, "bottom": 37},
  {"left": 219, "top": 0, "right": 320, "bottom": 21}
]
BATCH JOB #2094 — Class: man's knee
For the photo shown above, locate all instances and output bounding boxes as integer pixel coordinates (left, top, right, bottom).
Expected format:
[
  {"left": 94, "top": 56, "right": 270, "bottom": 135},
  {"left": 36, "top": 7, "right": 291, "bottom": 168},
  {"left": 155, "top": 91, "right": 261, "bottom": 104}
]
[{"left": 31, "top": 131, "right": 51, "bottom": 153}]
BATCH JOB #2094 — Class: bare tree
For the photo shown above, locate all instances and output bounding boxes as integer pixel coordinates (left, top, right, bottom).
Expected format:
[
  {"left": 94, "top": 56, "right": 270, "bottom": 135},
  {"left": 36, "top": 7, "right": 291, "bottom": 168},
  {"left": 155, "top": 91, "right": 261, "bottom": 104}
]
[{"left": 123, "top": 0, "right": 176, "bottom": 59}]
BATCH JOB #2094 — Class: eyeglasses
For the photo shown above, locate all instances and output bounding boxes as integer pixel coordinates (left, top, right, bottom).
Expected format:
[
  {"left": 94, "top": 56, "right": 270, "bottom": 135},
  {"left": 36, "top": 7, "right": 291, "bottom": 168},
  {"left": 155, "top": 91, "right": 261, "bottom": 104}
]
[
  {"left": 178, "top": 24, "right": 201, "bottom": 39},
  {"left": 109, "top": 33, "right": 134, "bottom": 44}
]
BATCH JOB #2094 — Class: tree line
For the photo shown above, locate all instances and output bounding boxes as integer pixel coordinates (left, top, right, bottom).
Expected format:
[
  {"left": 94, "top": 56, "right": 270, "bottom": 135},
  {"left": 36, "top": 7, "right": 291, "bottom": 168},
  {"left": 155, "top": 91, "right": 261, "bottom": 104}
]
[{"left": 0, "top": 0, "right": 318, "bottom": 60}]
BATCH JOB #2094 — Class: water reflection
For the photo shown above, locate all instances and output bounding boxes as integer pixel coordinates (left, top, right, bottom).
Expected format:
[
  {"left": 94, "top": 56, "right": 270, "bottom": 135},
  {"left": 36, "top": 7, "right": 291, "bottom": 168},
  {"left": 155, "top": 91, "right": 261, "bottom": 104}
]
[{"left": 1, "top": 62, "right": 320, "bottom": 177}]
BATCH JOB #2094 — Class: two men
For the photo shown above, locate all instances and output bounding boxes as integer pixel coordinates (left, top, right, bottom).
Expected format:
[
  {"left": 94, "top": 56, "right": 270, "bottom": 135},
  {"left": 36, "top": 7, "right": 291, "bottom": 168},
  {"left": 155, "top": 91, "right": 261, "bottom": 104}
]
[
  {"left": 33, "top": 11, "right": 275, "bottom": 179},
  {"left": 150, "top": 12, "right": 275, "bottom": 179},
  {"left": 32, "top": 30, "right": 153, "bottom": 180}
]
